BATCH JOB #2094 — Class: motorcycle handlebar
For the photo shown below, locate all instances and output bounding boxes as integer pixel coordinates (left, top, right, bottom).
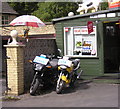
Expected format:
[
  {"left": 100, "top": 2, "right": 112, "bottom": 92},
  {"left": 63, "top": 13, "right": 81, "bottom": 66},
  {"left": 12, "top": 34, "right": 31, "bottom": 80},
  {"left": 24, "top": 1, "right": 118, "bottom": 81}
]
[
  {"left": 46, "top": 54, "right": 62, "bottom": 60},
  {"left": 73, "top": 62, "right": 80, "bottom": 71},
  {"left": 28, "top": 60, "right": 33, "bottom": 63}
]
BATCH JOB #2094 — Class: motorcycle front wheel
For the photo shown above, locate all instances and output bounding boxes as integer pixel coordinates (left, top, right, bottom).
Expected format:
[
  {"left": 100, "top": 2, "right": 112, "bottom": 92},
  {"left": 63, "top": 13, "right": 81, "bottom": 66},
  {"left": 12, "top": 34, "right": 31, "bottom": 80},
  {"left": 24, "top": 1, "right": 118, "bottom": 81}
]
[
  {"left": 70, "top": 74, "right": 77, "bottom": 87},
  {"left": 56, "top": 79, "right": 65, "bottom": 94},
  {"left": 30, "top": 78, "right": 39, "bottom": 95}
]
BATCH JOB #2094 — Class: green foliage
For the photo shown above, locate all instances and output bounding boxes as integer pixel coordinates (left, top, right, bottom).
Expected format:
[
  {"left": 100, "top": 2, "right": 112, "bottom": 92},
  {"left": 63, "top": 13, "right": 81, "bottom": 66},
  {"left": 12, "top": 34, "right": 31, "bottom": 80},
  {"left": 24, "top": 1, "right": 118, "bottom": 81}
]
[
  {"left": 32, "top": 2, "right": 78, "bottom": 22},
  {"left": 8, "top": 2, "right": 109, "bottom": 22},
  {"left": 100, "top": 2, "right": 109, "bottom": 10},
  {"left": 8, "top": 2, "right": 38, "bottom": 15}
]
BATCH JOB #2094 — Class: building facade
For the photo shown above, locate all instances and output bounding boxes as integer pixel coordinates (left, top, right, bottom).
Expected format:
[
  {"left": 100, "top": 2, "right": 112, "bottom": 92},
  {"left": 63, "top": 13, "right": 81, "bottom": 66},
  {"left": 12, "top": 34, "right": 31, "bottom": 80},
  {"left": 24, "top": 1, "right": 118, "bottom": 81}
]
[
  {"left": 53, "top": 8, "right": 120, "bottom": 76},
  {"left": 0, "top": 2, "right": 18, "bottom": 73},
  {"left": 0, "top": 2, "right": 18, "bottom": 26}
]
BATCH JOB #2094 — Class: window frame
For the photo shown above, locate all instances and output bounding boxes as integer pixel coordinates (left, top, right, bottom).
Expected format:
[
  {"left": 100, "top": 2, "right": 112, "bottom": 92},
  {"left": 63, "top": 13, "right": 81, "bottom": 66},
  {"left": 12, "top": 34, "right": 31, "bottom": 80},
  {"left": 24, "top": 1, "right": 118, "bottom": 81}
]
[
  {"left": 64, "top": 26, "right": 97, "bottom": 58},
  {"left": 2, "top": 15, "right": 9, "bottom": 25}
]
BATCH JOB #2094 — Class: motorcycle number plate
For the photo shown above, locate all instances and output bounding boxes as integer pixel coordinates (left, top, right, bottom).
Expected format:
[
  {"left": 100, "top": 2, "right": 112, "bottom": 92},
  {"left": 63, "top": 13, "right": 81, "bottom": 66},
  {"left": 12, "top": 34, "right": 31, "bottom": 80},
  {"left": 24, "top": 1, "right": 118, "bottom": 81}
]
[
  {"left": 33, "top": 56, "right": 49, "bottom": 65},
  {"left": 58, "top": 59, "right": 72, "bottom": 67}
]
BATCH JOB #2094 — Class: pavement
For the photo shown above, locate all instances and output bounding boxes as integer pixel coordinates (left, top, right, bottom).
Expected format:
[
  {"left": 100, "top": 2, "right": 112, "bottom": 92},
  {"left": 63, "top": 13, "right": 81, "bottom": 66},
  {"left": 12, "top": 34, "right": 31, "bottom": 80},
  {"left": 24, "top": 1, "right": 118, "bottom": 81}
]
[
  {"left": 0, "top": 76, "right": 6, "bottom": 96},
  {"left": 0, "top": 75, "right": 6, "bottom": 109},
  {"left": 1, "top": 77, "right": 119, "bottom": 108}
]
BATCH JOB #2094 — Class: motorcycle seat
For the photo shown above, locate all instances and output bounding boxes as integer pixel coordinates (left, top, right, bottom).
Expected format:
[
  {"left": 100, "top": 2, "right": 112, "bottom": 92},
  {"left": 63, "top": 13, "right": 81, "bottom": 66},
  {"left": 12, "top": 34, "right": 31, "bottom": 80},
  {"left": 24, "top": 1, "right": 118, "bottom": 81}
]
[{"left": 72, "top": 59, "right": 80, "bottom": 68}]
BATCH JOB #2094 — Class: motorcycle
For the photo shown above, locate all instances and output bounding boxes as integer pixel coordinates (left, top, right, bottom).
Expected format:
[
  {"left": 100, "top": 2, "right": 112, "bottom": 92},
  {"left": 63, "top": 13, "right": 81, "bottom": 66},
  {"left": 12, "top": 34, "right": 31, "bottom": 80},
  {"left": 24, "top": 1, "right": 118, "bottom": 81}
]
[
  {"left": 56, "top": 56, "right": 83, "bottom": 94},
  {"left": 29, "top": 54, "right": 59, "bottom": 95}
]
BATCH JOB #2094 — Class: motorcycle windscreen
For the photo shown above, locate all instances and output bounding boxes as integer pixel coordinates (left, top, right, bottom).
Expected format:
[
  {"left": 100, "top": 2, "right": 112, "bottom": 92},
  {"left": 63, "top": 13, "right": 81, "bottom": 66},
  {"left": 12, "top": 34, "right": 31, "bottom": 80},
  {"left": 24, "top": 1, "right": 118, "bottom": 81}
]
[
  {"left": 58, "top": 59, "right": 72, "bottom": 67},
  {"left": 33, "top": 56, "right": 49, "bottom": 65}
]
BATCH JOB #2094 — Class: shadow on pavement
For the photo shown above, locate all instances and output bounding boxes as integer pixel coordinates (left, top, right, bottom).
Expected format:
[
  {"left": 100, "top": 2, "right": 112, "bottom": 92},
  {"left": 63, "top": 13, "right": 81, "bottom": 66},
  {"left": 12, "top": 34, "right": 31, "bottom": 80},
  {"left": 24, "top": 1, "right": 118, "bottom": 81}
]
[
  {"left": 30, "top": 79, "right": 92, "bottom": 96},
  {"left": 56, "top": 79, "right": 92, "bottom": 94}
]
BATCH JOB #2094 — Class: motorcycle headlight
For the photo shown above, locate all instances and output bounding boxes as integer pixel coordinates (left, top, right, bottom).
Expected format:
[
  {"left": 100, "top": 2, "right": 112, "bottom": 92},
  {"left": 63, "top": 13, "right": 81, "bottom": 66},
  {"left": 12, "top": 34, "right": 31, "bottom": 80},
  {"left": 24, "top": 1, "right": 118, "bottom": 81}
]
[
  {"left": 35, "top": 64, "right": 43, "bottom": 71},
  {"left": 58, "top": 66, "right": 68, "bottom": 71}
]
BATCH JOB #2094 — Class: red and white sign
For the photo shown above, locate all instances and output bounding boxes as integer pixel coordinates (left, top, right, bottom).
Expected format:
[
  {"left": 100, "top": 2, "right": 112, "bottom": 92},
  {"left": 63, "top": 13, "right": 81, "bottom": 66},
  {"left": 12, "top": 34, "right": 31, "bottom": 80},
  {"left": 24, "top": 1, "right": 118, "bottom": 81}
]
[
  {"left": 74, "top": 26, "right": 95, "bottom": 34},
  {"left": 87, "top": 21, "right": 93, "bottom": 34},
  {"left": 65, "top": 28, "right": 69, "bottom": 32},
  {"left": 81, "top": 28, "right": 88, "bottom": 34},
  {"left": 74, "top": 28, "right": 81, "bottom": 34},
  {"left": 108, "top": 0, "right": 120, "bottom": 9}
]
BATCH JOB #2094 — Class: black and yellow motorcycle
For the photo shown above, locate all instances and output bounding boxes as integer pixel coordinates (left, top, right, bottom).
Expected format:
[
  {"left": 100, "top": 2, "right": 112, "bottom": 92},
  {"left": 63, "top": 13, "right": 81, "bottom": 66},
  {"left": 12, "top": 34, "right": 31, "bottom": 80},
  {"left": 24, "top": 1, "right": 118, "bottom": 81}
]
[{"left": 56, "top": 56, "right": 83, "bottom": 94}]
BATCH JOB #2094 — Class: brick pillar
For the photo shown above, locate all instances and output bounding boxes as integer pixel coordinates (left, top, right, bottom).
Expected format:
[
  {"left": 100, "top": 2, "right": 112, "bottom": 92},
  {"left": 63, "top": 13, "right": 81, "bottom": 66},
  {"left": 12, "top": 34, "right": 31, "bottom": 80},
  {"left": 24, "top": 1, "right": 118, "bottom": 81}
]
[{"left": 4, "top": 44, "right": 25, "bottom": 95}]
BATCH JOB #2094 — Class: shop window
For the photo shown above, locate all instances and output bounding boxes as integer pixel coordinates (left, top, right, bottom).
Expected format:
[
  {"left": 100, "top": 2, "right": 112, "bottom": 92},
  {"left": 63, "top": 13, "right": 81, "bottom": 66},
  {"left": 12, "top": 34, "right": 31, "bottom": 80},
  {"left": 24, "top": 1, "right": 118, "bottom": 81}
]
[
  {"left": 64, "top": 26, "right": 97, "bottom": 57},
  {"left": 2, "top": 15, "right": 9, "bottom": 25}
]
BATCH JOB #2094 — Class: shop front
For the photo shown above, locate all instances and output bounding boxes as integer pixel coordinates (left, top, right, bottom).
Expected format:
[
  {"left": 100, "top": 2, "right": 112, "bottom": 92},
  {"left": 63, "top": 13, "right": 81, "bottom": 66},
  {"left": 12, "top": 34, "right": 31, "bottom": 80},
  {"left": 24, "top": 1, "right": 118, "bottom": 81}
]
[
  {"left": 53, "top": 9, "right": 120, "bottom": 75},
  {"left": 103, "top": 20, "right": 120, "bottom": 73}
]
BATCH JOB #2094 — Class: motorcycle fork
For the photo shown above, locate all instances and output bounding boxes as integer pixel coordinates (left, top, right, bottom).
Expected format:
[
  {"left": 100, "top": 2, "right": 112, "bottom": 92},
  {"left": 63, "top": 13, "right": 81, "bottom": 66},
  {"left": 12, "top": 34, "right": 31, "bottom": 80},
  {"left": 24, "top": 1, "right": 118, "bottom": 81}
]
[
  {"left": 31, "top": 71, "right": 38, "bottom": 85},
  {"left": 57, "top": 71, "right": 62, "bottom": 85},
  {"left": 32, "top": 71, "right": 44, "bottom": 85},
  {"left": 58, "top": 71, "right": 70, "bottom": 84}
]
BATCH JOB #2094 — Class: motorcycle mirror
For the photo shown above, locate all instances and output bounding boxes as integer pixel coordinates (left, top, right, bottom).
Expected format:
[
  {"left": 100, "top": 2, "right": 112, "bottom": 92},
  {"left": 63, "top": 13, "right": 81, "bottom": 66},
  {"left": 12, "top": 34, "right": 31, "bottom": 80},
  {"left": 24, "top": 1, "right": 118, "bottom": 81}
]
[
  {"left": 58, "top": 49, "right": 61, "bottom": 53},
  {"left": 58, "top": 49, "right": 62, "bottom": 56}
]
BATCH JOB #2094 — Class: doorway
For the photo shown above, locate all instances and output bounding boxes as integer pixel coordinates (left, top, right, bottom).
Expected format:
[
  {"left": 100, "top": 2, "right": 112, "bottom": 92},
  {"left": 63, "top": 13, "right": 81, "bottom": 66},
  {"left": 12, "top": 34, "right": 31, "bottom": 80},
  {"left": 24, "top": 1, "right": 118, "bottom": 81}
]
[{"left": 103, "top": 21, "right": 120, "bottom": 73}]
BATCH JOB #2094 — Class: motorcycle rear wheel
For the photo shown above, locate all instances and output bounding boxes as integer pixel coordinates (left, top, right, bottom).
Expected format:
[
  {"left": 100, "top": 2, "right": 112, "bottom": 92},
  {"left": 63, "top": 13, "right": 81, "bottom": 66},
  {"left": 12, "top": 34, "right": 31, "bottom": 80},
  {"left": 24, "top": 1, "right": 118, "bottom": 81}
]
[
  {"left": 30, "top": 78, "right": 39, "bottom": 95},
  {"left": 56, "top": 80, "right": 65, "bottom": 94}
]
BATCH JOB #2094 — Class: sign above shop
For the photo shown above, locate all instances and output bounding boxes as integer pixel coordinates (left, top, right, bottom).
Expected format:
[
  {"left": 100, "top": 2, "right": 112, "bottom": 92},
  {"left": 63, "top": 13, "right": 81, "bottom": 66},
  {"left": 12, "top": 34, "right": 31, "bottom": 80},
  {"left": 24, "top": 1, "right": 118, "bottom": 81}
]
[
  {"left": 74, "top": 26, "right": 95, "bottom": 34},
  {"left": 108, "top": 0, "right": 120, "bottom": 9},
  {"left": 97, "top": 14, "right": 106, "bottom": 18},
  {"left": 107, "top": 13, "right": 116, "bottom": 17},
  {"left": 118, "top": 12, "right": 120, "bottom": 16},
  {"left": 90, "top": 13, "right": 116, "bottom": 18},
  {"left": 74, "top": 28, "right": 81, "bottom": 34}
]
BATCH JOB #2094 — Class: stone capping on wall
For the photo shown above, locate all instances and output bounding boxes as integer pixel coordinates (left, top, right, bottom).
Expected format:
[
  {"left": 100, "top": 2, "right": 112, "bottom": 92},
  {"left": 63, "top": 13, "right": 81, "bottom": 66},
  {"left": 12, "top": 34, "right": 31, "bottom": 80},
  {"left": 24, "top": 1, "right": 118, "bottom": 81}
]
[
  {"left": 4, "top": 44, "right": 25, "bottom": 48},
  {"left": 1, "top": 23, "right": 55, "bottom": 37}
]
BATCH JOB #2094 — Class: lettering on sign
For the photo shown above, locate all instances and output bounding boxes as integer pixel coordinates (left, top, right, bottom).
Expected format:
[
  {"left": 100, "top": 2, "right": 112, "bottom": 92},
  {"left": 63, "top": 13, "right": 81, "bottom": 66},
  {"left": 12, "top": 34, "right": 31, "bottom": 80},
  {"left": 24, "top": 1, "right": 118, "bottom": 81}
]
[
  {"left": 74, "top": 28, "right": 81, "bottom": 34},
  {"left": 74, "top": 27, "right": 95, "bottom": 34}
]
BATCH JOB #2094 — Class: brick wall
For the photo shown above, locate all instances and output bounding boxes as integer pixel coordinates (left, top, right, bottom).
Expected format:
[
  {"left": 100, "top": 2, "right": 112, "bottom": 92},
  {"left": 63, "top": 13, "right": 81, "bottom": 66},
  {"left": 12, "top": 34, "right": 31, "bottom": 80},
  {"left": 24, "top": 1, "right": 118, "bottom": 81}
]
[
  {"left": 4, "top": 45, "right": 25, "bottom": 95},
  {"left": 0, "top": 36, "right": 2, "bottom": 73}
]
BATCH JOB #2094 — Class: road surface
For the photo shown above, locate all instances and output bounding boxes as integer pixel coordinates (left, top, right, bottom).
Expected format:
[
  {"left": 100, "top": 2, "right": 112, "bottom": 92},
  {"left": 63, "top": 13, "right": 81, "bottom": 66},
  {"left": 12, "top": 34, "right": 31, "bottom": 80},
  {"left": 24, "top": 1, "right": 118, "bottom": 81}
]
[{"left": 2, "top": 80, "right": 119, "bottom": 107}]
